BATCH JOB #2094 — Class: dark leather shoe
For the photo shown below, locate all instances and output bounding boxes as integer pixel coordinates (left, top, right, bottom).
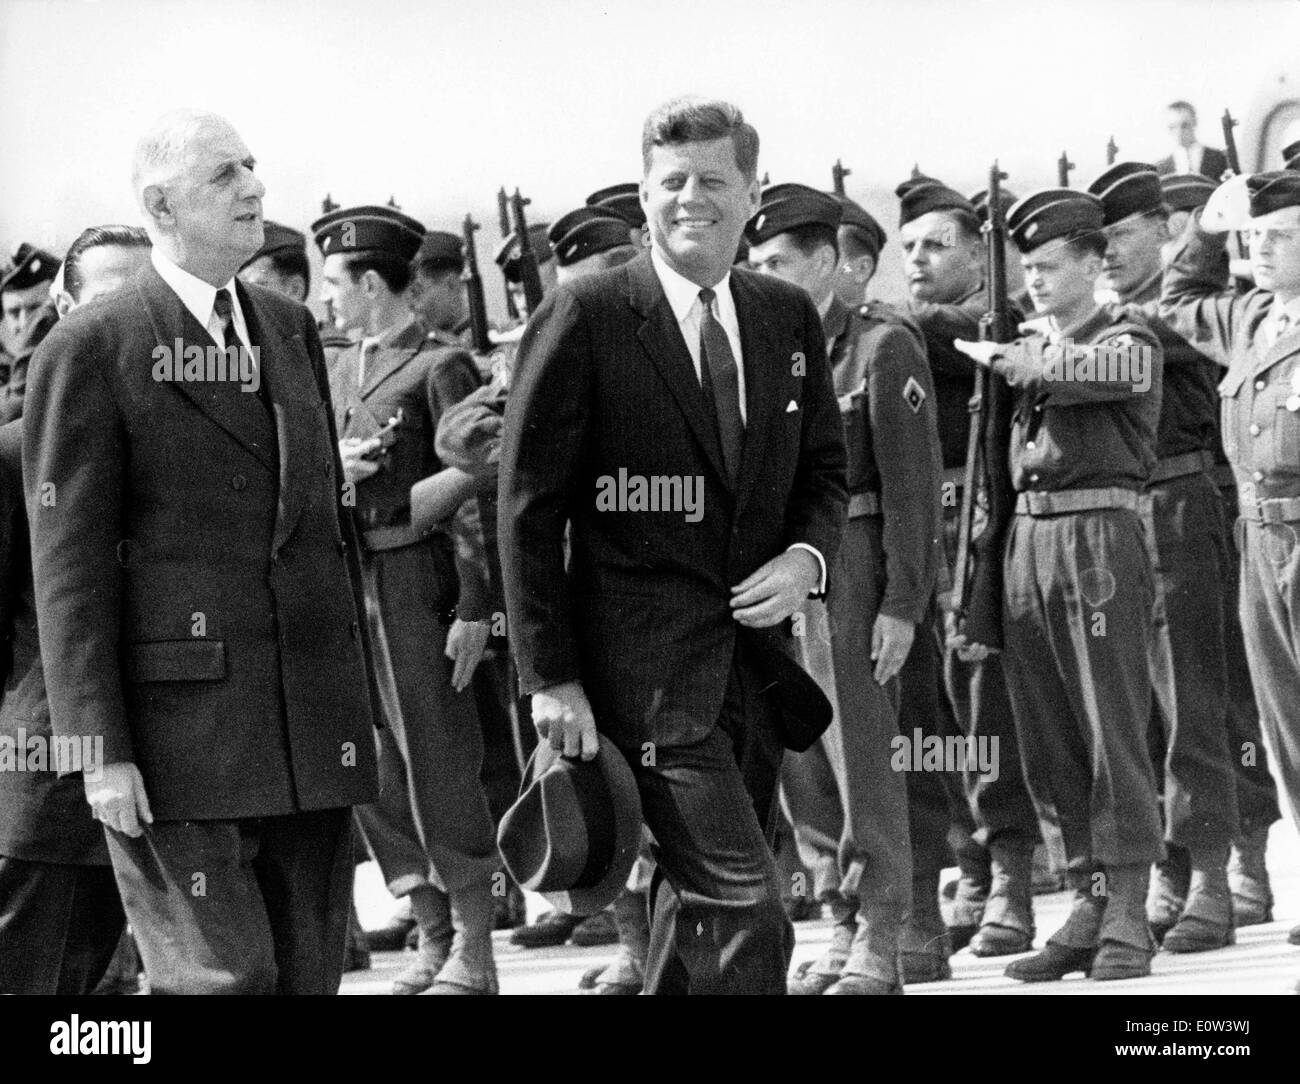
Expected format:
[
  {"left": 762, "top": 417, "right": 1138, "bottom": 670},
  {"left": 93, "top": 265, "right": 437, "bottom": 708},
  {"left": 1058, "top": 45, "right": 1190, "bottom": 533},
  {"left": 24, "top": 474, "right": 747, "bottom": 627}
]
[
  {"left": 1162, "top": 914, "right": 1234, "bottom": 954},
  {"left": 570, "top": 909, "right": 619, "bottom": 947},
  {"left": 900, "top": 951, "right": 951, "bottom": 984},
  {"left": 788, "top": 958, "right": 843, "bottom": 996},
  {"left": 1004, "top": 942, "right": 1095, "bottom": 983},
  {"left": 947, "top": 924, "right": 978, "bottom": 952},
  {"left": 391, "top": 939, "right": 452, "bottom": 995},
  {"left": 824, "top": 972, "right": 902, "bottom": 995},
  {"left": 1090, "top": 940, "right": 1152, "bottom": 981},
  {"left": 510, "top": 910, "right": 582, "bottom": 949},
  {"left": 364, "top": 916, "right": 417, "bottom": 953},
  {"left": 969, "top": 923, "right": 1034, "bottom": 957}
]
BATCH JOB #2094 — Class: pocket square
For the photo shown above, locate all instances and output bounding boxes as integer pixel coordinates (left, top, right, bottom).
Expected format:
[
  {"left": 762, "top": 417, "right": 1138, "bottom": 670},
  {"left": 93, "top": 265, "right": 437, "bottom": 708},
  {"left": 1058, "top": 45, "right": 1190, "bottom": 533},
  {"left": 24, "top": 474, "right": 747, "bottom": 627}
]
[{"left": 786, "top": 399, "right": 798, "bottom": 413}]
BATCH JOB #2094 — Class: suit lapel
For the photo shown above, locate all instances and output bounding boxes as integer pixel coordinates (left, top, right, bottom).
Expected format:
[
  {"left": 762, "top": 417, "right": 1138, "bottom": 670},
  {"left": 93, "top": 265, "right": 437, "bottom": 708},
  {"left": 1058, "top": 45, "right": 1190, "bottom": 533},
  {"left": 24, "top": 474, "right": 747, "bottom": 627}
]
[
  {"left": 730, "top": 269, "right": 782, "bottom": 510},
  {"left": 627, "top": 254, "right": 729, "bottom": 487},
  {"left": 237, "top": 281, "right": 317, "bottom": 554},
  {"left": 360, "top": 321, "right": 425, "bottom": 399},
  {"left": 137, "top": 264, "right": 276, "bottom": 473}
]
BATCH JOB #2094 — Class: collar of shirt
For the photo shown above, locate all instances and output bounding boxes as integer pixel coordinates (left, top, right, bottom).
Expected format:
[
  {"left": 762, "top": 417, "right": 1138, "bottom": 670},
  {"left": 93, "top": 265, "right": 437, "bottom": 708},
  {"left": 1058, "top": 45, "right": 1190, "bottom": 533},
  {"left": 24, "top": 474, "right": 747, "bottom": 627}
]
[
  {"left": 1174, "top": 143, "right": 1203, "bottom": 175},
  {"left": 360, "top": 314, "right": 417, "bottom": 357},
  {"left": 650, "top": 246, "right": 746, "bottom": 421},
  {"left": 1267, "top": 294, "right": 1300, "bottom": 344},
  {"left": 151, "top": 247, "right": 249, "bottom": 350}
]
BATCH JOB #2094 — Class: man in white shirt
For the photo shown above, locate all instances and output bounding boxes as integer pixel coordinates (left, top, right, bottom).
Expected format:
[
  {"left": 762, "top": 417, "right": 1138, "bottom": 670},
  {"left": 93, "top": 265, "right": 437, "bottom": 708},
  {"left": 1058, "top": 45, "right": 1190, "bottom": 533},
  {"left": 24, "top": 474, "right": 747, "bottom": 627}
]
[{"left": 1157, "top": 101, "right": 1229, "bottom": 181}]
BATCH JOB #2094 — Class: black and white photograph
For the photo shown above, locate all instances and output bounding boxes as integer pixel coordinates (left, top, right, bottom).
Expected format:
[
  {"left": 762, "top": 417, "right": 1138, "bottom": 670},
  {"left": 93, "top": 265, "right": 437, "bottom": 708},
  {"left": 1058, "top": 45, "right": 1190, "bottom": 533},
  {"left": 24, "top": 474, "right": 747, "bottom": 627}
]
[{"left": 1, "top": 0, "right": 1299, "bottom": 1053}]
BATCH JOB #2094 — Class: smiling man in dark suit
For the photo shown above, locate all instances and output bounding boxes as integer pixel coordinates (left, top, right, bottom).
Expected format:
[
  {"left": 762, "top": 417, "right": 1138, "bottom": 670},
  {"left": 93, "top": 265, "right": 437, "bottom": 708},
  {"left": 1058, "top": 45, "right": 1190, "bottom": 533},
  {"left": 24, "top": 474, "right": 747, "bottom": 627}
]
[
  {"left": 499, "top": 96, "right": 847, "bottom": 995},
  {"left": 22, "top": 109, "right": 379, "bottom": 995}
]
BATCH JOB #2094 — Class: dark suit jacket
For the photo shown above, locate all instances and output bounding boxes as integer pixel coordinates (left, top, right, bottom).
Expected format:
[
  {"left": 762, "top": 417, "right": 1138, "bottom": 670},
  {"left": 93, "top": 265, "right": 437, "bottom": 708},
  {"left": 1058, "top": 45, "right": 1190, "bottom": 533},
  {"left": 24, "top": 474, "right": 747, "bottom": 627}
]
[
  {"left": 1155, "top": 146, "right": 1228, "bottom": 181},
  {"left": 498, "top": 251, "right": 847, "bottom": 751},
  {"left": 22, "top": 263, "right": 379, "bottom": 821},
  {"left": 0, "top": 420, "right": 108, "bottom": 863}
]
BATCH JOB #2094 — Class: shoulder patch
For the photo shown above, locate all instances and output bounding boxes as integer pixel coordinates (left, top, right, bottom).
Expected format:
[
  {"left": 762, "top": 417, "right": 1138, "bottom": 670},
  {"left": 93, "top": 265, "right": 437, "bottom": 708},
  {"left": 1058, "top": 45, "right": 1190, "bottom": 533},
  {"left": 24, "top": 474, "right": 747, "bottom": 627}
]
[{"left": 902, "top": 375, "right": 926, "bottom": 414}]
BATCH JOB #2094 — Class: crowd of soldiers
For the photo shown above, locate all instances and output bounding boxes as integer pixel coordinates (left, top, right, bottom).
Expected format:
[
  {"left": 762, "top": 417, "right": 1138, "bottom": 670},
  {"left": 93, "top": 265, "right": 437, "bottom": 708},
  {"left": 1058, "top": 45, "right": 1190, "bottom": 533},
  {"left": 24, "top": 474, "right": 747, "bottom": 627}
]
[{"left": 1, "top": 97, "right": 1299, "bottom": 995}]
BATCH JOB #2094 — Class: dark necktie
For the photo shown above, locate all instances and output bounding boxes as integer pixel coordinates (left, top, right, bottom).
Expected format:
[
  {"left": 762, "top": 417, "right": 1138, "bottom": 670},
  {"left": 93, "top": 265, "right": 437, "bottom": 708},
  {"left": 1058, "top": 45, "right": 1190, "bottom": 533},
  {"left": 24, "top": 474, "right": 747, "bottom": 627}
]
[
  {"left": 698, "top": 287, "right": 743, "bottom": 484},
  {"left": 214, "top": 287, "right": 272, "bottom": 417}
]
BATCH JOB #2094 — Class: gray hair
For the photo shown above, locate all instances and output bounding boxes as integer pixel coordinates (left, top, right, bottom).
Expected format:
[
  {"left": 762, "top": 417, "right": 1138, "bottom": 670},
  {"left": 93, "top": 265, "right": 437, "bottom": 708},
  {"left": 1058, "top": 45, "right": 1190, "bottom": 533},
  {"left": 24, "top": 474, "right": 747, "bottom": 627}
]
[{"left": 131, "top": 108, "right": 230, "bottom": 215}]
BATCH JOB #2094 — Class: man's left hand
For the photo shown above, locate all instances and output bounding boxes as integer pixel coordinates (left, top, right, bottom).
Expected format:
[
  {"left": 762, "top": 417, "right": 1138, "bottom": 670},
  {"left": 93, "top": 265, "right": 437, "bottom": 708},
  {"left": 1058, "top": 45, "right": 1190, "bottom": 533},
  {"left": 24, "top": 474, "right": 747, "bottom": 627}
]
[
  {"left": 871, "top": 613, "right": 916, "bottom": 685},
  {"left": 445, "top": 618, "right": 491, "bottom": 692},
  {"left": 730, "top": 549, "right": 820, "bottom": 627}
]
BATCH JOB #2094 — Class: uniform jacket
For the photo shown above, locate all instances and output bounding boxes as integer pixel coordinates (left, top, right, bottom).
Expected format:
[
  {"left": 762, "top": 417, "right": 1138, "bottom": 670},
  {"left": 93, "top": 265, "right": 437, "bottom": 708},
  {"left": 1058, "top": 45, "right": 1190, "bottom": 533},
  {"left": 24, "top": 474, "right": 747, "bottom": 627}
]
[
  {"left": 22, "top": 263, "right": 380, "bottom": 821},
  {"left": 0, "top": 420, "right": 108, "bottom": 864},
  {"left": 824, "top": 295, "right": 939, "bottom": 624},
  {"left": 1160, "top": 221, "right": 1300, "bottom": 501},
  {"left": 991, "top": 304, "right": 1164, "bottom": 493},
  {"left": 499, "top": 250, "right": 847, "bottom": 750},
  {"left": 327, "top": 321, "right": 490, "bottom": 621}
]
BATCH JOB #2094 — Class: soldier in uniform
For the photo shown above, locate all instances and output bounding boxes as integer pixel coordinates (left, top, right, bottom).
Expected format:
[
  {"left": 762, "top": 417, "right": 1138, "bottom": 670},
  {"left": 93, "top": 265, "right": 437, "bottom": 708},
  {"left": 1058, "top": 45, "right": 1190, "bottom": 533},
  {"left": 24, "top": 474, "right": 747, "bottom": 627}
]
[
  {"left": 957, "top": 188, "right": 1165, "bottom": 981},
  {"left": 587, "top": 182, "right": 649, "bottom": 248},
  {"left": 313, "top": 204, "right": 500, "bottom": 995},
  {"left": 896, "top": 174, "right": 1042, "bottom": 970},
  {"left": 1088, "top": 162, "right": 1241, "bottom": 953},
  {"left": 238, "top": 221, "right": 311, "bottom": 303},
  {"left": 829, "top": 196, "right": 886, "bottom": 310},
  {"left": 1159, "top": 170, "right": 1300, "bottom": 963},
  {"left": 494, "top": 222, "right": 555, "bottom": 321},
  {"left": 408, "top": 230, "right": 472, "bottom": 349},
  {"left": 0, "top": 244, "right": 60, "bottom": 425},
  {"left": 748, "top": 184, "right": 940, "bottom": 994}
]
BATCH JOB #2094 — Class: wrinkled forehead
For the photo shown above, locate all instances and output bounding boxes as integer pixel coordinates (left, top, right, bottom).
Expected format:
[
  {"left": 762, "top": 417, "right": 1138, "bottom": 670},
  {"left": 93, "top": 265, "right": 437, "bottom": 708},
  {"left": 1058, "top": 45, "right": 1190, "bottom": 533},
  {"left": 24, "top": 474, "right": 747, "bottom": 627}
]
[
  {"left": 175, "top": 119, "right": 251, "bottom": 176},
  {"left": 1248, "top": 206, "right": 1300, "bottom": 232},
  {"left": 900, "top": 211, "right": 962, "bottom": 247}
]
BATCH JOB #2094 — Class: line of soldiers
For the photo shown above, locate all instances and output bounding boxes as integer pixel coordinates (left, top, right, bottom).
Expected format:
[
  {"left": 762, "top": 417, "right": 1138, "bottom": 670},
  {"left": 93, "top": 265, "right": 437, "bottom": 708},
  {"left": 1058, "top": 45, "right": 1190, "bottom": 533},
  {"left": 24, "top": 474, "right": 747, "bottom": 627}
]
[{"left": 2, "top": 129, "right": 1299, "bottom": 996}]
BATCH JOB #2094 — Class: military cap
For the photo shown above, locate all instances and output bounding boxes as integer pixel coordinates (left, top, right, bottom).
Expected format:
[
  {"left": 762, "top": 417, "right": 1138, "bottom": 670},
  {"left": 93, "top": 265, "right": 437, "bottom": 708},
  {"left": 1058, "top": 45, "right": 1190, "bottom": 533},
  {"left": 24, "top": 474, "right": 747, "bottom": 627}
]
[
  {"left": 547, "top": 207, "right": 634, "bottom": 267},
  {"left": 1160, "top": 173, "right": 1216, "bottom": 212},
  {"left": 1247, "top": 170, "right": 1300, "bottom": 220},
  {"left": 310, "top": 204, "right": 426, "bottom": 260},
  {"left": 745, "top": 183, "right": 843, "bottom": 246},
  {"left": 1087, "top": 162, "right": 1164, "bottom": 226},
  {"left": 494, "top": 223, "right": 553, "bottom": 283},
  {"left": 968, "top": 185, "right": 1019, "bottom": 226},
  {"left": 414, "top": 230, "right": 463, "bottom": 269},
  {"left": 1006, "top": 189, "right": 1105, "bottom": 253},
  {"left": 895, "top": 174, "right": 976, "bottom": 227},
  {"left": 0, "top": 242, "right": 59, "bottom": 294},
  {"left": 832, "top": 195, "right": 886, "bottom": 260},
  {"left": 586, "top": 183, "right": 646, "bottom": 229},
  {"left": 1282, "top": 140, "right": 1300, "bottom": 172},
  {"left": 241, "top": 220, "right": 305, "bottom": 270}
]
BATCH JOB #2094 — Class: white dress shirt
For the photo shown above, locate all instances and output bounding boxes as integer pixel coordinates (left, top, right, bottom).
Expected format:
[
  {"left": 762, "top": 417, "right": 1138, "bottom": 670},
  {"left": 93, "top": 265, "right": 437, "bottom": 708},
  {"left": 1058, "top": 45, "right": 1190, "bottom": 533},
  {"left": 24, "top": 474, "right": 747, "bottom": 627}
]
[
  {"left": 648, "top": 246, "right": 826, "bottom": 594},
  {"left": 151, "top": 247, "right": 251, "bottom": 352},
  {"left": 1172, "top": 143, "right": 1203, "bottom": 177}
]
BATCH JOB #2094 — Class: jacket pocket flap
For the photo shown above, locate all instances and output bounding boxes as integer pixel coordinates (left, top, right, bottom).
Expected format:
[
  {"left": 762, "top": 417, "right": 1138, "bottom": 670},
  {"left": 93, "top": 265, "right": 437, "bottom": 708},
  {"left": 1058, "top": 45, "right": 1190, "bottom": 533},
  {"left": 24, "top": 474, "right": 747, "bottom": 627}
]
[
  {"left": 127, "top": 640, "right": 226, "bottom": 682},
  {"left": 1218, "top": 366, "right": 1247, "bottom": 398}
]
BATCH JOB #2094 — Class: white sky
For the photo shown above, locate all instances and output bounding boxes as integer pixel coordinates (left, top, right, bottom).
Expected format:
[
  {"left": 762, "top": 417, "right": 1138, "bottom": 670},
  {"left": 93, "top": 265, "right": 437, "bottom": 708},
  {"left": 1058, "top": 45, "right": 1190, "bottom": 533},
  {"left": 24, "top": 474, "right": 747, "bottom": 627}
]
[{"left": 1, "top": 0, "right": 1297, "bottom": 305}]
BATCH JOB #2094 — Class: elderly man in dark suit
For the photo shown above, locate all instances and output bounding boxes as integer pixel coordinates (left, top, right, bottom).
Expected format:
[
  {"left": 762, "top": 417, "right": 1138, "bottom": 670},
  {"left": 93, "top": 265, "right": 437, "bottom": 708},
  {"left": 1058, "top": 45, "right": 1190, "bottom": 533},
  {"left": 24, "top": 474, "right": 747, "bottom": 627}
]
[
  {"left": 22, "top": 109, "right": 379, "bottom": 995},
  {"left": 499, "top": 96, "right": 847, "bottom": 995}
]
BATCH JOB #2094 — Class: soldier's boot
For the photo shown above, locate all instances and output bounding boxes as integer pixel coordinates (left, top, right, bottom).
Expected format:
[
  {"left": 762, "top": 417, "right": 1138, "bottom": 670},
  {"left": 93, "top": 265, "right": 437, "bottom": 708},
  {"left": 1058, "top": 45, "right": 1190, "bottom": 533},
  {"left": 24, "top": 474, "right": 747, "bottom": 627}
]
[
  {"left": 1092, "top": 864, "right": 1155, "bottom": 981},
  {"left": 1030, "top": 842, "right": 1067, "bottom": 895},
  {"left": 391, "top": 885, "right": 453, "bottom": 995},
  {"left": 789, "top": 896, "right": 855, "bottom": 995},
  {"left": 900, "top": 874, "right": 952, "bottom": 983},
  {"left": 946, "top": 849, "right": 990, "bottom": 951},
  {"left": 581, "top": 889, "right": 649, "bottom": 996},
  {"left": 969, "top": 843, "right": 1035, "bottom": 957},
  {"left": 824, "top": 905, "right": 904, "bottom": 995},
  {"left": 1005, "top": 867, "right": 1103, "bottom": 983},
  {"left": 1162, "top": 849, "right": 1235, "bottom": 953},
  {"left": 427, "top": 880, "right": 499, "bottom": 995},
  {"left": 1145, "top": 843, "right": 1190, "bottom": 945},
  {"left": 1228, "top": 826, "right": 1274, "bottom": 927}
]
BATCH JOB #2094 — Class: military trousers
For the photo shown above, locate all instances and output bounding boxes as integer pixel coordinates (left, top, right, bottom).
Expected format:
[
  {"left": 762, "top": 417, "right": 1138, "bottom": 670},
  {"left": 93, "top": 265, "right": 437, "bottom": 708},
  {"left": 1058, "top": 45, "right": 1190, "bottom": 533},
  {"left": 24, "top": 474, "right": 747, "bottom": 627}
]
[{"left": 1001, "top": 506, "right": 1164, "bottom": 873}]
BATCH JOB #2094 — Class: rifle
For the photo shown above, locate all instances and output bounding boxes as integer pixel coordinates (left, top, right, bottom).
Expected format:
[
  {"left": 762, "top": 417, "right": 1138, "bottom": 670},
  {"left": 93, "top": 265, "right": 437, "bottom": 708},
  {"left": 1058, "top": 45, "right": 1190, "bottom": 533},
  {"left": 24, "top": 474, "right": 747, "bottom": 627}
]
[
  {"left": 321, "top": 193, "right": 338, "bottom": 214},
  {"left": 461, "top": 214, "right": 492, "bottom": 355},
  {"left": 497, "top": 187, "right": 520, "bottom": 320},
  {"left": 510, "top": 188, "right": 545, "bottom": 315},
  {"left": 952, "top": 162, "right": 1017, "bottom": 648},
  {"left": 1106, "top": 136, "right": 1118, "bottom": 166},
  {"left": 1057, "top": 150, "right": 1075, "bottom": 188},
  {"left": 1221, "top": 108, "right": 1250, "bottom": 266},
  {"left": 831, "top": 159, "right": 851, "bottom": 197}
]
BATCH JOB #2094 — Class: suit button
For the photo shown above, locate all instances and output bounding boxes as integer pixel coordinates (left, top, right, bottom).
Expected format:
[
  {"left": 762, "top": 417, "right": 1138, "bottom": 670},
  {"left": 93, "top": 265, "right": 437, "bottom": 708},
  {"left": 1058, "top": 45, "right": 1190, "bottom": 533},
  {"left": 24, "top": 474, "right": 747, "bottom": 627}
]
[
  {"left": 231, "top": 474, "right": 247, "bottom": 491},
  {"left": 1250, "top": 423, "right": 1261, "bottom": 436},
  {"left": 323, "top": 460, "right": 332, "bottom": 477},
  {"left": 1026, "top": 441, "right": 1036, "bottom": 450},
  {"left": 345, "top": 407, "right": 354, "bottom": 423},
  {"left": 337, "top": 539, "right": 347, "bottom": 555},
  {"left": 1029, "top": 473, "right": 1040, "bottom": 483},
  {"left": 1255, "top": 380, "right": 1266, "bottom": 391},
  {"left": 350, "top": 621, "right": 360, "bottom": 639},
  {"left": 1253, "top": 471, "right": 1265, "bottom": 482}
]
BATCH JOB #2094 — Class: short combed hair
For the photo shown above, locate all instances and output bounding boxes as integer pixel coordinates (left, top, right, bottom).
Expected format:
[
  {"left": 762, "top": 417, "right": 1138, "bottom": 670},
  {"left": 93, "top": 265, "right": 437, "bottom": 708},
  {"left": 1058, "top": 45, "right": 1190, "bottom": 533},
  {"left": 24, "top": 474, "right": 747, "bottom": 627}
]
[
  {"left": 838, "top": 225, "right": 879, "bottom": 262},
  {"left": 263, "top": 250, "right": 311, "bottom": 294},
  {"left": 131, "top": 108, "right": 230, "bottom": 215},
  {"left": 342, "top": 251, "right": 411, "bottom": 294},
  {"left": 1063, "top": 231, "right": 1108, "bottom": 260},
  {"left": 62, "top": 225, "right": 151, "bottom": 300},
  {"left": 784, "top": 222, "right": 839, "bottom": 261},
  {"left": 641, "top": 96, "right": 760, "bottom": 179},
  {"left": 1167, "top": 100, "right": 1197, "bottom": 122}
]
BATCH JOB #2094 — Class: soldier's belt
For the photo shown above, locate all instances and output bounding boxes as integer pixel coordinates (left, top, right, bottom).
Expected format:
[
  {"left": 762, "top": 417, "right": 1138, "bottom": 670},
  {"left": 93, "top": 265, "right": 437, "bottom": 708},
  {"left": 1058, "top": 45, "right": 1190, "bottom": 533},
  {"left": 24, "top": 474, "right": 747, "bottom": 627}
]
[
  {"left": 847, "top": 491, "right": 881, "bottom": 519},
  {"left": 1014, "top": 487, "right": 1139, "bottom": 517},
  {"left": 362, "top": 522, "right": 439, "bottom": 552},
  {"left": 1239, "top": 495, "right": 1300, "bottom": 524},
  {"left": 1148, "top": 450, "right": 1216, "bottom": 485}
]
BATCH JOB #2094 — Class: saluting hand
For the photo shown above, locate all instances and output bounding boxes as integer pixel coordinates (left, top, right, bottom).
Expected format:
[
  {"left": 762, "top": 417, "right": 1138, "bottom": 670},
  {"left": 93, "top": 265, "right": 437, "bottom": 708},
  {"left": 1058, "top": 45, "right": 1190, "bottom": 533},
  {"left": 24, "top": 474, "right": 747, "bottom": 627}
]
[
  {"left": 531, "top": 680, "right": 599, "bottom": 761},
  {"left": 85, "top": 761, "right": 153, "bottom": 838}
]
